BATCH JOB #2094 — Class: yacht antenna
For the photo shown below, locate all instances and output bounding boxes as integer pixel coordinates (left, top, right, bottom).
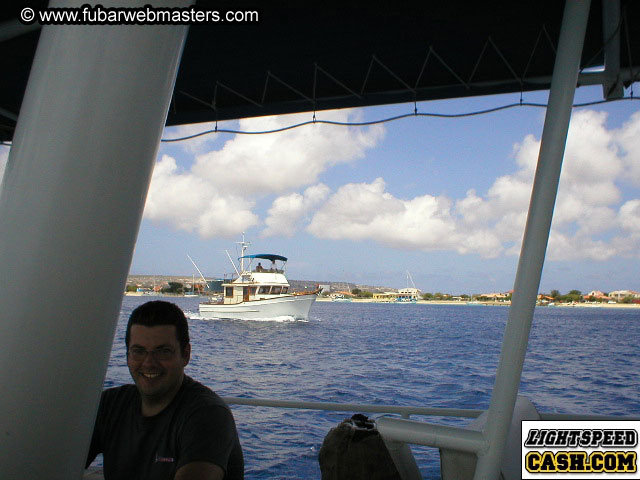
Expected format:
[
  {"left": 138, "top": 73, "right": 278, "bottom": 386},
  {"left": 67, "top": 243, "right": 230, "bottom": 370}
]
[
  {"left": 236, "top": 232, "right": 251, "bottom": 276},
  {"left": 236, "top": 233, "right": 250, "bottom": 273},
  {"left": 187, "top": 254, "right": 209, "bottom": 288},
  {"left": 225, "top": 250, "right": 240, "bottom": 277},
  {"left": 407, "top": 270, "right": 417, "bottom": 289}
]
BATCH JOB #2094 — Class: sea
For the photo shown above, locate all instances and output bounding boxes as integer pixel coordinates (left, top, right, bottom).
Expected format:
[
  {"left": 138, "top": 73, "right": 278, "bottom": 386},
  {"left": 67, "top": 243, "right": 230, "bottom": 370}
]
[{"left": 104, "top": 296, "right": 640, "bottom": 479}]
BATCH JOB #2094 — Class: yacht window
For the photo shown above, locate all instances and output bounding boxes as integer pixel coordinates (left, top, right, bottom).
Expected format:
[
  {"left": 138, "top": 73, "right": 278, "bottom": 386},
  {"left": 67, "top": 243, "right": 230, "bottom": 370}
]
[
  {"left": 271, "top": 286, "right": 282, "bottom": 294},
  {"left": 258, "top": 286, "right": 269, "bottom": 294},
  {"left": 225, "top": 287, "right": 233, "bottom": 297},
  {"left": 249, "top": 287, "right": 257, "bottom": 295},
  {"left": 282, "top": 287, "right": 288, "bottom": 293}
]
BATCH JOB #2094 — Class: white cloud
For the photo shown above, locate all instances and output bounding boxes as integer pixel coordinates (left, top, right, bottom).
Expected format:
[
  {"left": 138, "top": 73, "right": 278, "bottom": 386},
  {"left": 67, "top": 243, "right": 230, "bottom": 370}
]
[
  {"left": 547, "top": 233, "right": 618, "bottom": 261},
  {"left": 145, "top": 155, "right": 259, "bottom": 238},
  {"left": 453, "top": 109, "right": 639, "bottom": 261},
  {"left": 262, "top": 184, "right": 330, "bottom": 237},
  {"left": 307, "top": 178, "right": 469, "bottom": 251},
  {"left": 548, "top": 110, "right": 629, "bottom": 259},
  {"left": 618, "top": 199, "right": 640, "bottom": 233},
  {"left": 307, "top": 178, "right": 403, "bottom": 239},
  {"left": 190, "top": 110, "right": 384, "bottom": 196},
  {"left": 306, "top": 178, "right": 506, "bottom": 258},
  {"left": 614, "top": 110, "right": 640, "bottom": 187},
  {"left": 143, "top": 109, "right": 384, "bottom": 238},
  {"left": 305, "top": 109, "right": 640, "bottom": 261},
  {"left": 609, "top": 199, "right": 640, "bottom": 258},
  {"left": 144, "top": 107, "right": 640, "bottom": 260}
]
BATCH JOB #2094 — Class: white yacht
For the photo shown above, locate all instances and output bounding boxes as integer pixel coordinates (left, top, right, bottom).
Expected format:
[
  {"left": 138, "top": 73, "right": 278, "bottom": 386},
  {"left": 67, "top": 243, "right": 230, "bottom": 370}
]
[{"left": 199, "top": 240, "right": 317, "bottom": 320}]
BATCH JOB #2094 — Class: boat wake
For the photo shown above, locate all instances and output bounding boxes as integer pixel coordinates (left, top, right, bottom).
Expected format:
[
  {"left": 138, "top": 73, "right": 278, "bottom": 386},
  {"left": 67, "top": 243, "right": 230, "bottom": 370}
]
[
  {"left": 189, "top": 314, "right": 307, "bottom": 323},
  {"left": 247, "top": 315, "right": 304, "bottom": 323}
]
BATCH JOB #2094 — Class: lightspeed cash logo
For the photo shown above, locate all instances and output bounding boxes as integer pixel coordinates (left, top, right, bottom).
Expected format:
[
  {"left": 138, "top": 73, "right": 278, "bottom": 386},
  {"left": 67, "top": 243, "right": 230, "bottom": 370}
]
[{"left": 522, "top": 421, "right": 640, "bottom": 479}]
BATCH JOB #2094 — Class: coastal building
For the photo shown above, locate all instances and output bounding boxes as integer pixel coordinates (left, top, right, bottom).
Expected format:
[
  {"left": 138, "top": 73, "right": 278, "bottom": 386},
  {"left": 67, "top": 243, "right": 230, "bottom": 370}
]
[
  {"left": 608, "top": 290, "right": 640, "bottom": 301},
  {"left": 537, "top": 294, "right": 555, "bottom": 305},
  {"left": 586, "top": 290, "right": 606, "bottom": 297},
  {"left": 372, "top": 292, "right": 399, "bottom": 302},
  {"left": 583, "top": 290, "right": 610, "bottom": 301},
  {"left": 397, "top": 287, "right": 420, "bottom": 301},
  {"left": 480, "top": 292, "right": 510, "bottom": 301}
]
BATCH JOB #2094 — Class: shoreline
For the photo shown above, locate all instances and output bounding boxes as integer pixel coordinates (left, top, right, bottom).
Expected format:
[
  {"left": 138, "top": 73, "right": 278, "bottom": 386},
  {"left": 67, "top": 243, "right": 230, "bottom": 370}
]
[
  {"left": 124, "top": 293, "right": 639, "bottom": 309},
  {"left": 316, "top": 297, "right": 640, "bottom": 308}
]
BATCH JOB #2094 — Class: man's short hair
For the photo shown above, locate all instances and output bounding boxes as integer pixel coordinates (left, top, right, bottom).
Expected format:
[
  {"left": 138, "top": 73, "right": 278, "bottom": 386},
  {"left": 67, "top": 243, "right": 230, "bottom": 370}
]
[{"left": 125, "top": 301, "right": 190, "bottom": 354}]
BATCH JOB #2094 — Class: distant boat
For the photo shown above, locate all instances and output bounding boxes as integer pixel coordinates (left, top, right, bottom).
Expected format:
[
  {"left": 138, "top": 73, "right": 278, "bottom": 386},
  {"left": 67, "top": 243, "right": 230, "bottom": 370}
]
[
  {"left": 466, "top": 292, "right": 482, "bottom": 305},
  {"left": 184, "top": 274, "right": 199, "bottom": 297},
  {"left": 331, "top": 294, "right": 352, "bottom": 302},
  {"left": 199, "top": 237, "right": 317, "bottom": 320}
]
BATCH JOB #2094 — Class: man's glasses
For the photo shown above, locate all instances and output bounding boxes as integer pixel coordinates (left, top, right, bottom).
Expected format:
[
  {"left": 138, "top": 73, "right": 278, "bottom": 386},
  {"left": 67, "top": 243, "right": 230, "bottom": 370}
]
[{"left": 128, "top": 346, "right": 176, "bottom": 362}]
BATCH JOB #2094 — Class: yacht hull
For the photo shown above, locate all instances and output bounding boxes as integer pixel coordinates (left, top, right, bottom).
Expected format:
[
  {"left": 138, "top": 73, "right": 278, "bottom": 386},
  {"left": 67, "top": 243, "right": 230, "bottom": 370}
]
[{"left": 199, "top": 294, "right": 316, "bottom": 320}]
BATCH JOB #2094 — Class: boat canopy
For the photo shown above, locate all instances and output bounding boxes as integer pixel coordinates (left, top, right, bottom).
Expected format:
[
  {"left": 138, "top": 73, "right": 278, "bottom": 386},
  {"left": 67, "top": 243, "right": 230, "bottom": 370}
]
[
  {"left": 3, "top": 2, "right": 639, "bottom": 144},
  {"left": 240, "top": 254, "right": 288, "bottom": 262}
]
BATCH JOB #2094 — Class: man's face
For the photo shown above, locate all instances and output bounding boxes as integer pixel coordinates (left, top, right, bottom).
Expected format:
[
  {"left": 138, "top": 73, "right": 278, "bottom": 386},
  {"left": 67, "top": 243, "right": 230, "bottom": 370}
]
[{"left": 127, "top": 324, "right": 190, "bottom": 409}]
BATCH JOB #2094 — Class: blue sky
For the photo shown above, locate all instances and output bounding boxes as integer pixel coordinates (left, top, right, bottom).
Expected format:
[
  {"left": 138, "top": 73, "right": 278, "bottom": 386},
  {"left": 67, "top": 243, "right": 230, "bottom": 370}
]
[{"left": 2, "top": 85, "right": 638, "bottom": 295}]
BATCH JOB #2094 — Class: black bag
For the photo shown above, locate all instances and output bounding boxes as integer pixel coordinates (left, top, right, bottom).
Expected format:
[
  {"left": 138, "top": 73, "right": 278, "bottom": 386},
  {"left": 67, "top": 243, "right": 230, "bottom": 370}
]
[{"left": 319, "top": 414, "right": 402, "bottom": 480}]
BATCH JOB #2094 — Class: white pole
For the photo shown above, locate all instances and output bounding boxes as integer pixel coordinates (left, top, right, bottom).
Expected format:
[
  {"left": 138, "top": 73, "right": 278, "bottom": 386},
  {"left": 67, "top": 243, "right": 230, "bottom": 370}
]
[
  {"left": 0, "top": 1, "right": 189, "bottom": 478},
  {"left": 377, "top": 417, "right": 487, "bottom": 453},
  {"left": 226, "top": 250, "right": 241, "bottom": 276},
  {"left": 188, "top": 254, "right": 210, "bottom": 286},
  {"left": 473, "top": 1, "right": 591, "bottom": 479}
]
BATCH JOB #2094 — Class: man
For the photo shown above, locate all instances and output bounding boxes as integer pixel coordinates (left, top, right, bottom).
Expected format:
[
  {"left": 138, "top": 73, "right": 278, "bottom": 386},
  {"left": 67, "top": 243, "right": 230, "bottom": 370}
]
[{"left": 86, "top": 300, "right": 244, "bottom": 479}]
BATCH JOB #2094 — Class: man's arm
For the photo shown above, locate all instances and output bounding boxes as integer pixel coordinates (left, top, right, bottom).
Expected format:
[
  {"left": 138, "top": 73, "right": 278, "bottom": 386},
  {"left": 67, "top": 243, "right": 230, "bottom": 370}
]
[{"left": 174, "top": 461, "right": 224, "bottom": 480}]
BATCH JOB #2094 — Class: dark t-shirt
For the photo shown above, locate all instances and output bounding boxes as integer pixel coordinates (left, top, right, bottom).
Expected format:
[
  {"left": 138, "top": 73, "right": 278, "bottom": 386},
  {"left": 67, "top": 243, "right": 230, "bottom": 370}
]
[{"left": 86, "top": 376, "right": 243, "bottom": 480}]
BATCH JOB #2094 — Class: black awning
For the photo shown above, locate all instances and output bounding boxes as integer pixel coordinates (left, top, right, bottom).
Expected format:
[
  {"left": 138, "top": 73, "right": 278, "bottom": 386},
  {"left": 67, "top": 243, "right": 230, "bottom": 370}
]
[{"left": 1, "top": 0, "right": 639, "bottom": 143}]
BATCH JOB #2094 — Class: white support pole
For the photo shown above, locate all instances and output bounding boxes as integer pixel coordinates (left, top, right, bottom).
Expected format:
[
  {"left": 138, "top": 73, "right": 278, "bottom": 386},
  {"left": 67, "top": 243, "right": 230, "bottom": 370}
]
[
  {"left": 0, "top": 1, "right": 189, "bottom": 479},
  {"left": 472, "top": 1, "right": 591, "bottom": 479},
  {"left": 377, "top": 417, "right": 487, "bottom": 454}
]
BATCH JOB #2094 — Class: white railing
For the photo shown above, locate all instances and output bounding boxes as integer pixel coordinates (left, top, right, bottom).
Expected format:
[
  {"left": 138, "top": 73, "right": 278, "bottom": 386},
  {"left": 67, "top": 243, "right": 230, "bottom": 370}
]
[
  {"left": 222, "top": 395, "right": 640, "bottom": 424},
  {"left": 221, "top": 396, "right": 640, "bottom": 480},
  {"left": 221, "top": 396, "right": 484, "bottom": 420}
]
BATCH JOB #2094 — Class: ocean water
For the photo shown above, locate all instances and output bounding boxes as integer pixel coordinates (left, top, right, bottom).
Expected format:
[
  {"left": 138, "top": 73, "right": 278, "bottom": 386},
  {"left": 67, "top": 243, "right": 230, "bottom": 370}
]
[{"left": 106, "top": 297, "right": 640, "bottom": 479}]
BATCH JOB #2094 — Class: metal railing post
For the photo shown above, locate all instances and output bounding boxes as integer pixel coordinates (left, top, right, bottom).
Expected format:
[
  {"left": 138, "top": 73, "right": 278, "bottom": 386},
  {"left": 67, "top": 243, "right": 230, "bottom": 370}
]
[{"left": 472, "top": 1, "right": 592, "bottom": 479}]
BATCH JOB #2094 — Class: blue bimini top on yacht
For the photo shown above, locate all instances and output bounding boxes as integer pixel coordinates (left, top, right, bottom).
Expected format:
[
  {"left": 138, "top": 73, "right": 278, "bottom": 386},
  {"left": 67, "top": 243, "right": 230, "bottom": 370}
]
[{"left": 239, "top": 254, "right": 288, "bottom": 262}]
